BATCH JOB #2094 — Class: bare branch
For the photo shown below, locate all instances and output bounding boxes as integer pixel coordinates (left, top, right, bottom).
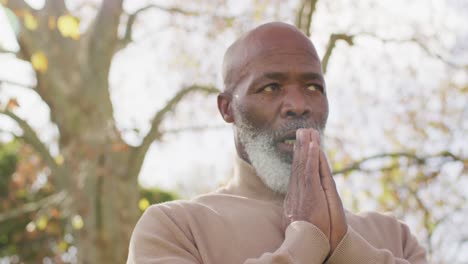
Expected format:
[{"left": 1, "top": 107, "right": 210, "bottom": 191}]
[
  {"left": 0, "top": 191, "right": 67, "bottom": 222},
  {"left": 0, "top": 109, "right": 59, "bottom": 173},
  {"left": 118, "top": 4, "right": 200, "bottom": 51},
  {"left": 322, "top": 33, "right": 354, "bottom": 74},
  {"left": 132, "top": 3, "right": 200, "bottom": 17},
  {"left": 87, "top": 0, "right": 123, "bottom": 67},
  {"left": 356, "top": 32, "right": 468, "bottom": 69},
  {"left": 128, "top": 85, "right": 220, "bottom": 179},
  {"left": 321, "top": 32, "right": 467, "bottom": 75},
  {"left": 41, "top": 0, "right": 68, "bottom": 15},
  {"left": 295, "top": 0, "right": 319, "bottom": 36},
  {"left": 3, "top": 0, "right": 34, "bottom": 12},
  {"left": 332, "top": 151, "right": 464, "bottom": 175},
  {"left": 138, "top": 84, "right": 219, "bottom": 153},
  {"left": 407, "top": 187, "right": 434, "bottom": 254}
]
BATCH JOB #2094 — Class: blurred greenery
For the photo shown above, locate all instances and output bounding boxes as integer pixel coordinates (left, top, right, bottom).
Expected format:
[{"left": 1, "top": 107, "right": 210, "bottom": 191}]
[
  {"left": 0, "top": 140, "right": 177, "bottom": 263},
  {"left": 0, "top": 141, "right": 17, "bottom": 197}
]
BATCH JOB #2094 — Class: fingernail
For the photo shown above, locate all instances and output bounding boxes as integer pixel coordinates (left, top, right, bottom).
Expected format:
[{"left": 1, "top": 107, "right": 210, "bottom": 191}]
[{"left": 297, "top": 128, "right": 305, "bottom": 137}]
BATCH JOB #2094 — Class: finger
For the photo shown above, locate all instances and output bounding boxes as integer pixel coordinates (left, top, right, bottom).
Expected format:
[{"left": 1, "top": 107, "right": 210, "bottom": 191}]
[
  {"left": 309, "top": 129, "right": 320, "bottom": 146},
  {"left": 292, "top": 129, "right": 310, "bottom": 186},
  {"left": 307, "top": 129, "right": 321, "bottom": 187},
  {"left": 319, "top": 150, "right": 336, "bottom": 193},
  {"left": 319, "top": 150, "right": 345, "bottom": 219},
  {"left": 319, "top": 150, "right": 347, "bottom": 249},
  {"left": 305, "top": 141, "right": 321, "bottom": 190}
]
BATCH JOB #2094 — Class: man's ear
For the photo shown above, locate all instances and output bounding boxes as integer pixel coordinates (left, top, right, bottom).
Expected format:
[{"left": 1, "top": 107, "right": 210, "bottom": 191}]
[{"left": 217, "top": 92, "right": 234, "bottom": 123}]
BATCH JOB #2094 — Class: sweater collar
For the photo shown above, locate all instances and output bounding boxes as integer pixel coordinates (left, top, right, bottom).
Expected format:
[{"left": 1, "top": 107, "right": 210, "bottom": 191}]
[{"left": 219, "top": 155, "right": 285, "bottom": 205}]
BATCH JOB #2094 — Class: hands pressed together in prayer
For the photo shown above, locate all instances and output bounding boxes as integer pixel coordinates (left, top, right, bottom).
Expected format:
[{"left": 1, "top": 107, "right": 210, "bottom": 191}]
[{"left": 283, "top": 128, "right": 348, "bottom": 256}]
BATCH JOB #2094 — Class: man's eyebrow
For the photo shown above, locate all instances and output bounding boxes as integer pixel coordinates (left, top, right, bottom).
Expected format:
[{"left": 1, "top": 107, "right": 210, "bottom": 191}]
[
  {"left": 262, "top": 72, "right": 324, "bottom": 82},
  {"left": 263, "top": 72, "right": 288, "bottom": 80},
  {"left": 299, "top": 72, "right": 324, "bottom": 83},
  {"left": 261, "top": 72, "right": 323, "bottom": 81},
  {"left": 248, "top": 72, "right": 287, "bottom": 90},
  {"left": 249, "top": 72, "right": 325, "bottom": 90}
]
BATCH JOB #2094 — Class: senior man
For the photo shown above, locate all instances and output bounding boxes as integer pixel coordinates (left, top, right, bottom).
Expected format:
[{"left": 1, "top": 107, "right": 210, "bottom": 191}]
[{"left": 127, "top": 22, "right": 427, "bottom": 264}]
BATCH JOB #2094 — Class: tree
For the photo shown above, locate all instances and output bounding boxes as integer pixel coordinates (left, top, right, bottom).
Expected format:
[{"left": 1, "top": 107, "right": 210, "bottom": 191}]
[
  {"left": 0, "top": 140, "right": 179, "bottom": 263},
  {"left": 0, "top": 1, "right": 217, "bottom": 263}
]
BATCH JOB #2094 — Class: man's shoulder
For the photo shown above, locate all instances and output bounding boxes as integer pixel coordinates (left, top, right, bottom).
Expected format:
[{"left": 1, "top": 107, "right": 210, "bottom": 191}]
[
  {"left": 346, "top": 210, "right": 408, "bottom": 232},
  {"left": 347, "top": 210, "right": 400, "bottom": 223},
  {"left": 346, "top": 210, "right": 417, "bottom": 250},
  {"left": 144, "top": 192, "right": 243, "bottom": 218}
]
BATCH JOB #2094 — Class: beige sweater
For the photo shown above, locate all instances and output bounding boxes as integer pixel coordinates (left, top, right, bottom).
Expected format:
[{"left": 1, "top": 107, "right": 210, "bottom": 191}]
[{"left": 127, "top": 157, "right": 427, "bottom": 264}]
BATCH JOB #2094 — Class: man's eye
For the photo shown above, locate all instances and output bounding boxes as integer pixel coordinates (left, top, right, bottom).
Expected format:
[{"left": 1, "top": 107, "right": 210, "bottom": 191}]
[
  {"left": 261, "top": 84, "right": 279, "bottom": 92},
  {"left": 306, "top": 84, "right": 321, "bottom": 92}
]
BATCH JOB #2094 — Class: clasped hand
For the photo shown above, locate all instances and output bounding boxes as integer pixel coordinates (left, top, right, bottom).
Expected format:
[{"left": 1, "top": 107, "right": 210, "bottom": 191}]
[{"left": 283, "top": 128, "right": 348, "bottom": 255}]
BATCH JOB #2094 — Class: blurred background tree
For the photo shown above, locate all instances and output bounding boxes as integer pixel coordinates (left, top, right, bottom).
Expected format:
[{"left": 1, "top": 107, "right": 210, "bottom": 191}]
[
  {"left": 0, "top": 140, "right": 177, "bottom": 263},
  {"left": 0, "top": 0, "right": 466, "bottom": 263}
]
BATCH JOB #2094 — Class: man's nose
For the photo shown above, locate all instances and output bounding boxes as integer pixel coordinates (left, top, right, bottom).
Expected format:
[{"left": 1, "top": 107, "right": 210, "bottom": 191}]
[{"left": 280, "top": 88, "right": 311, "bottom": 118}]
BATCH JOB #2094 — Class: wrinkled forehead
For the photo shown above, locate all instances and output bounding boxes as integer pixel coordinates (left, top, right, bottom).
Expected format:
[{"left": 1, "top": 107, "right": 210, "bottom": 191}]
[{"left": 223, "top": 23, "right": 320, "bottom": 90}]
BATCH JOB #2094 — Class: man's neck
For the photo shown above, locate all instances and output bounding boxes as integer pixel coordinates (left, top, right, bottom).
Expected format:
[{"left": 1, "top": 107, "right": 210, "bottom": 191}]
[{"left": 219, "top": 155, "right": 285, "bottom": 205}]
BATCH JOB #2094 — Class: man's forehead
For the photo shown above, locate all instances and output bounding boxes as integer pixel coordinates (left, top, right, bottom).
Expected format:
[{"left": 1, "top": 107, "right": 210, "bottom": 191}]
[
  {"left": 229, "top": 24, "right": 317, "bottom": 60},
  {"left": 245, "top": 24, "right": 315, "bottom": 51},
  {"left": 223, "top": 22, "right": 320, "bottom": 90}
]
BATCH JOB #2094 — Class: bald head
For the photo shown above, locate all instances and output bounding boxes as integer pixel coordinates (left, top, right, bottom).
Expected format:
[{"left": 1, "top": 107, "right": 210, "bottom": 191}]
[{"left": 222, "top": 22, "right": 320, "bottom": 92}]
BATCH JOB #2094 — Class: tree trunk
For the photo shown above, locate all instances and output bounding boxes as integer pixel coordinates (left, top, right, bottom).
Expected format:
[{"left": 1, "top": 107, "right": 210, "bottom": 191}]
[
  {"left": 2, "top": 1, "right": 215, "bottom": 263},
  {"left": 72, "top": 150, "right": 139, "bottom": 264},
  {"left": 39, "top": 69, "right": 140, "bottom": 263}
]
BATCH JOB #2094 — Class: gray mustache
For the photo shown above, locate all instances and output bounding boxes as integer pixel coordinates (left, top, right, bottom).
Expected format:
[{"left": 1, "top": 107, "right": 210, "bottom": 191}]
[{"left": 272, "top": 120, "right": 324, "bottom": 140}]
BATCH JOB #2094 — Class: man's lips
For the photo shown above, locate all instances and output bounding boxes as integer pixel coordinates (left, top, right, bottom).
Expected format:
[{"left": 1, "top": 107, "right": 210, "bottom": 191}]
[
  {"left": 275, "top": 130, "right": 298, "bottom": 152},
  {"left": 276, "top": 130, "right": 297, "bottom": 143},
  {"left": 277, "top": 141, "right": 295, "bottom": 153}
]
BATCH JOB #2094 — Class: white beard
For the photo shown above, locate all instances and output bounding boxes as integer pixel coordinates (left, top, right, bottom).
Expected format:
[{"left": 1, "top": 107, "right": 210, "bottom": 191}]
[
  {"left": 233, "top": 108, "right": 325, "bottom": 194},
  {"left": 237, "top": 123, "right": 292, "bottom": 194}
]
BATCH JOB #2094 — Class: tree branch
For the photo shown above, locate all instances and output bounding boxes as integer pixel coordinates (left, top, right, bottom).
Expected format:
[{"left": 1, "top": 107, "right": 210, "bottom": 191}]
[
  {"left": 3, "top": 0, "right": 34, "bottom": 12},
  {"left": 42, "top": 0, "right": 67, "bottom": 15},
  {"left": 295, "top": 0, "right": 319, "bottom": 37},
  {"left": 321, "top": 32, "right": 467, "bottom": 75},
  {"left": 332, "top": 151, "right": 464, "bottom": 175},
  {"left": 87, "top": 0, "right": 123, "bottom": 68},
  {"left": 138, "top": 84, "right": 219, "bottom": 153},
  {"left": 0, "top": 109, "right": 59, "bottom": 173},
  {"left": 117, "top": 4, "right": 200, "bottom": 51},
  {"left": 407, "top": 187, "right": 434, "bottom": 254},
  {"left": 128, "top": 85, "right": 219, "bottom": 179},
  {"left": 322, "top": 33, "right": 354, "bottom": 74},
  {"left": 0, "top": 191, "right": 67, "bottom": 222},
  {"left": 356, "top": 32, "right": 468, "bottom": 69}
]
